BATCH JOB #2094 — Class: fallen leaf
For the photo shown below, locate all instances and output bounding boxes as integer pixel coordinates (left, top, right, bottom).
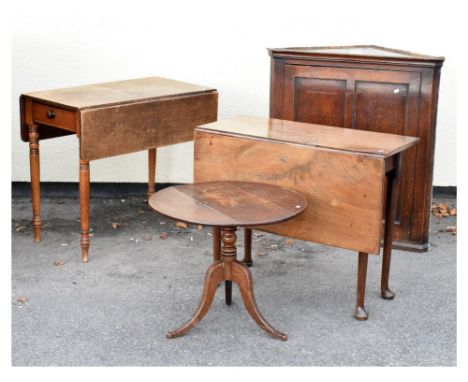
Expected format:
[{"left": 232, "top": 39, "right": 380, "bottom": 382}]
[
  {"left": 285, "top": 238, "right": 295, "bottom": 246},
  {"left": 445, "top": 226, "right": 457, "bottom": 234},
  {"left": 450, "top": 208, "right": 457, "bottom": 216},
  {"left": 54, "top": 260, "right": 65, "bottom": 267},
  {"left": 112, "top": 222, "right": 121, "bottom": 229},
  {"left": 175, "top": 222, "right": 188, "bottom": 229},
  {"left": 257, "top": 251, "right": 267, "bottom": 257},
  {"left": 197, "top": 225, "right": 204, "bottom": 230},
  {"left": 15, "top": 225, "right": 26, "bottom": 232},
  {"left": 160, "top": 221, "right": 166, "bottom": 225},
  {"left": 16, "top": 296, "right": 28, "bottom": 304},
  {"left": 160, "top": 232, "right": 169, "bottom": 240},
  {"left": 431, "top": 203, "right": 451, "bottom": 218},
  {"left": 270, "top": 244, "right": 279, "bottom": 252}
]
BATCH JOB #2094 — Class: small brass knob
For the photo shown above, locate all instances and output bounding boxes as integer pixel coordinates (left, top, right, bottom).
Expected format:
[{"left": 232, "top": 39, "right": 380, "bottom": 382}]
[{"left": 47, "top": 110, "right": 56, "bottom": 119}]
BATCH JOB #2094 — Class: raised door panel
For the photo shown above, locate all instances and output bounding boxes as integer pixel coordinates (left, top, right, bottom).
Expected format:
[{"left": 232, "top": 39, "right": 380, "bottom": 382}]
[
  {"left": 293, "top": 78, "right": 346, "bottom": 126},
  {"left": 354, "top": 82, "right": 408, "bottom": 134},
  {"left": 283, "top": 65, "right": 353, "bottom": 127}
]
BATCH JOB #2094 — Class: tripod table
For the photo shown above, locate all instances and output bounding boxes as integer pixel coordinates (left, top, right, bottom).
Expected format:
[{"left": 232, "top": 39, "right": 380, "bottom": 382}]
[{"left": 148, "top": 181, "right": 307, "bottom": 340}]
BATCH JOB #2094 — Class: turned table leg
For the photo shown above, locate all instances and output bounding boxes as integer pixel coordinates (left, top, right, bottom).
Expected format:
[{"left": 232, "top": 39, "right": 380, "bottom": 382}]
[
  {"left": 242, "top": 228, "right": 253, "bottom": 267},
  {"left": 28, "top": 123, "right": 41, "bottom": 242},
  {"left": 148, "top": 148, "right": 157, "bottom": 200},
  {"left": 79, "top": 159, "right": 90, "bottom": 263},
  {"left": 381, "top": 160, "right": 400, "bottom": 300},
  {"left": 167, "top": 226, "right": 287, "bottom": 340},
  {"left": 354, "top": 251, "right": 369, "bottom": 320}
]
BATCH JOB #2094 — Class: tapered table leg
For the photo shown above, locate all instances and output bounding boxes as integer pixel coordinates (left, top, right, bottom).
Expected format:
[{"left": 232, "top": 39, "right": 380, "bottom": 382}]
[
  {"left": 79, "top": 159, "right": 90, "bottom": 263},
  {"left": 28, "top": 123, "right": 41, "bottom": 242},
  {"left": 354, "top": 251, "right": 369, "bottom": 320},
  {"left": 381, "top": 156, "right": 400, "bottom": 300},
  {"left": 242, "top": 228, "right": 253, "bottom": 267},
  {"left": 225, "top": 280, "right": 232, "bottom": 306},
  {"left": 148, "top": 148, "right": 157, "bottom": 200}
]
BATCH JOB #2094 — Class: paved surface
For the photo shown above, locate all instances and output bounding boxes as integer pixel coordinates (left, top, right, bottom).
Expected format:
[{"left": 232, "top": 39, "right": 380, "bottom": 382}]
[{"left": 11, "top": 194, "right": 456, "bottom": 366}]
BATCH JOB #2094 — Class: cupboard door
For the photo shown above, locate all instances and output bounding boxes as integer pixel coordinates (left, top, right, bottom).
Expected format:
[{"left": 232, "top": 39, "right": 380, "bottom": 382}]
[
  {"left": 292, "top": 78, "right": 347, "bottom": 126},
  {"left": 282, "top": 66, "right": 353, "bottom": 127},
  {"left": 282, "top": 65, "right": 421, "bottom": 242}
]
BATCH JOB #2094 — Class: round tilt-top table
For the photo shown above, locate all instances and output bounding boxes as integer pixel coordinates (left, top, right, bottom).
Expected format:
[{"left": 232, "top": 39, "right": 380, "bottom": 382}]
[{"left": 149, "top": 181, "right": 307, "bottom": 341}]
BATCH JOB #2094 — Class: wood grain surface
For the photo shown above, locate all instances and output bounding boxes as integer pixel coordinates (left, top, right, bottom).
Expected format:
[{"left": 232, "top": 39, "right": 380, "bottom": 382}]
[
  {"left": 20, "top": 76, "right": 218, "bottom": 142},
  {"left": 80, "top": 92, "right": 217, "bottom": 160},
  {"left": 21, "top": 76, "right": 215, "bottom": 110},
  {"left": 148, "top": 181, "right": 306, "bottom": 227},
  {"left": 197, "top": 115, "right": 418, "bottom": 158},
  {"left": 194, "top": 130, "right": 387, "bottom": 254}
]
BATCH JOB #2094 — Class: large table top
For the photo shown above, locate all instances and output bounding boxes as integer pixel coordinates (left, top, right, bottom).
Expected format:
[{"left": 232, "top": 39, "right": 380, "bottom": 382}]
[
  {"left": 21, "top": 76, "right": 216, "bottom": 110},
  {"left": 197, "top": 115, "right": 419, "bottom": 158},
  {"left": 148, "top": 181, "right": 307, "bottom": 227},
  {"left": 20, "top": 76, "right": 218, "bottom": 161}
]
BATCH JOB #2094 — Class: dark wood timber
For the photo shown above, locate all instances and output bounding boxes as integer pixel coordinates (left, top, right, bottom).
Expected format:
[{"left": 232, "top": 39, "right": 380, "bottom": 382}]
[
  {"left": 355, "top": 252, "right": 369, "bottom": 320},
  {"left": 20, "top": 76, "right": 218, "bottom": 261},
  {"left": 212, "top": 226, "right": 221, "bottom": 262},
  {"left": 79, "top": 160, "right": 90, "bottom": 263},
  {"left": 242, "top": 228, "right": 253, "bottom": 266},
  {"left": 149, "top": 182, "right": 306, "bottom": 340},
  {"left": 268, "top": 45, "right": 444, "bottom": 252},
  {"left": 225, "top": 280, "right": 232, "bottom": 306},
  {"left": 194, "top": 115, "right": 418, "bottom": 320},
  {"left": 381, "top": 155, "right": 401, "bottom": 300},
  {"left": 148, "top": 148, "right": 157, "bottom": 200}
]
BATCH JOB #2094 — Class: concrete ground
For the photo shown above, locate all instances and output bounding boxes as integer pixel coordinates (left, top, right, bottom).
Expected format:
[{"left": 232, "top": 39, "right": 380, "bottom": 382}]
[{"left": 11, "top": 194, "right": 456, "bottom": 366}]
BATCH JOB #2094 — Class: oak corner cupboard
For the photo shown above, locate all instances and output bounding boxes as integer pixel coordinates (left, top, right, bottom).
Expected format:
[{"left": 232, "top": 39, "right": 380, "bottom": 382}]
[{"left": 268, "top": 45, "right": 444, "bottom": 252}]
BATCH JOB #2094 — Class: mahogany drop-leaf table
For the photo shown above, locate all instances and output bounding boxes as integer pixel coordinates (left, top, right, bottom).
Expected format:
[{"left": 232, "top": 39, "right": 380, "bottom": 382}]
[{"left": 20, "top": 76, "right": 218, "bottom": 262}]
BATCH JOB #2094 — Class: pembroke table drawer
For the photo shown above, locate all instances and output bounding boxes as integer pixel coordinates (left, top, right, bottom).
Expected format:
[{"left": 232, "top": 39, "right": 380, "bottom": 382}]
[{"left": 32, "top": 102, "right": 77, "bottom": 132}]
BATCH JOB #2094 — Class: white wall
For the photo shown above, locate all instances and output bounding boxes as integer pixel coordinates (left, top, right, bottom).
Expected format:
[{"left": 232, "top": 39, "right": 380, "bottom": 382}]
[{"left": 11, "top": 0, "right": 457, "bottom": 186}]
